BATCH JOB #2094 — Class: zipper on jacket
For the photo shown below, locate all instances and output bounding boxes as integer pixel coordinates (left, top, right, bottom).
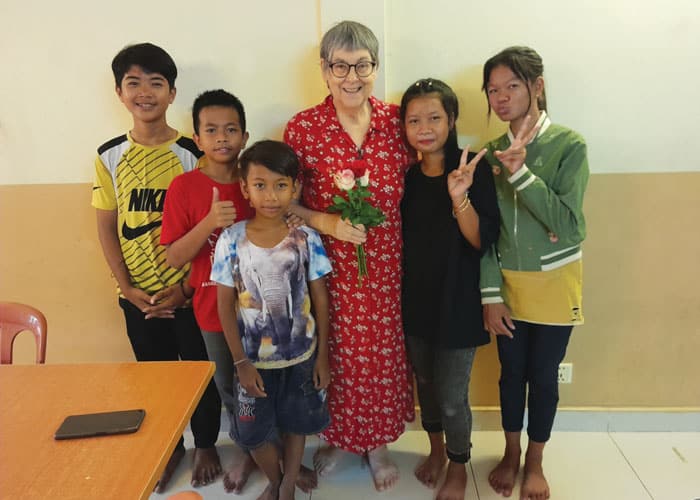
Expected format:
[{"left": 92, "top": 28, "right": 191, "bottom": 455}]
[{"left": 513, "top": 190, "right": 521, "bottom": 269}]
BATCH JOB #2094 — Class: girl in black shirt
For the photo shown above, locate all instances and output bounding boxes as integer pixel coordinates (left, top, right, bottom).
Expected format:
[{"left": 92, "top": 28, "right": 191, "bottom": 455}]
[{"left": 400, "top": 78, "right": 499, "bottom": 500}]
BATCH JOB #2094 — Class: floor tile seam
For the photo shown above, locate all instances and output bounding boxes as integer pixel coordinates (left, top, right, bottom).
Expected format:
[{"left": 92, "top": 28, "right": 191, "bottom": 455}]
[
  {"left": 606, "top": 431, "right": 655, "bottom": 500},
  {"left": 469, "top": 460, "right": 482, "bottom": 500}
]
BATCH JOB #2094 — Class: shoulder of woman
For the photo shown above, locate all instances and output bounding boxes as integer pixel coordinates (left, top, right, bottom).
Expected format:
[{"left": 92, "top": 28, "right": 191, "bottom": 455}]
[
  {"left": 368, "top": 95, "right": 396, "bottom": 115},
  {"left": 289, "top": 97, "right": 332, "bottom": 121}
]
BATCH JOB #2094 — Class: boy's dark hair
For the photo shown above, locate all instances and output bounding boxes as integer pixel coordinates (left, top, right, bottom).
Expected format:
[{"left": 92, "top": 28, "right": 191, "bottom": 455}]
[
  {"left": 239, "top": 140, "right": 299, "bottom": 180},
  {"left": 482, "top": 46, "right": 547, "bottom": 116},
  {"left": 192, "top": 89, "right": 247, "bottom": 135},
  {"left": 400, "top": 78, "right": 459, "bottom": 154},
  {"left": 111, "top": 42, "right": 177, "bottom": 89}
]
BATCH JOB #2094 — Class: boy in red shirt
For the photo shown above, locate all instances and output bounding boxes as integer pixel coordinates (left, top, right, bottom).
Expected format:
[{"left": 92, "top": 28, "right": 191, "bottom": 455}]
[{"left": 161, "top": 89, "right": 255, "bottom": 493}]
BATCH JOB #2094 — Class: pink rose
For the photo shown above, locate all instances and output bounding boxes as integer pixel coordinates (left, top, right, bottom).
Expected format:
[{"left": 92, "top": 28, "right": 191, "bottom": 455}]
[{"left": 334, "top": 169, "right": 356, "bottom": 191}]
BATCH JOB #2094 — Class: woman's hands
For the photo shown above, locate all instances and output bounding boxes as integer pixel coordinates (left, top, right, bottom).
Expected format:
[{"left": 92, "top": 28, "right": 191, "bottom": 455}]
[
  {"left": 321, "top": 213, "right": 367, "bottom": 245},
  {"left": 447, "top": 146, "right": 487, "bottom": 204},
  {"left": 284, "top": 210, "right": 305, "bottom": 229},
  {"left": 287, "top": 197, "right": 367, "bottom": 244}
]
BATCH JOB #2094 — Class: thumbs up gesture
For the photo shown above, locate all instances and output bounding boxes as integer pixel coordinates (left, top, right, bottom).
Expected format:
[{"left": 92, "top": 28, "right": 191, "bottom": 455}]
[{"left": 207, "top": 186, "right": 237, "bottom": 229}]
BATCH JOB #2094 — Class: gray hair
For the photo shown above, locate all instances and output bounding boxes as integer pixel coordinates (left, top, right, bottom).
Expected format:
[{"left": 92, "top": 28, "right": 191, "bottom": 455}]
[{"left": 320, "top": 21, "right": 379, "bottom": 65}]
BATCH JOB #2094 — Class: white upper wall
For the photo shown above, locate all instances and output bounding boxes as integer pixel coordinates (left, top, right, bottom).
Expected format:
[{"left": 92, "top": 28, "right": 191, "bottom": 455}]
[
  {"left": 1, "top": 0, "right": 698, "bottom": 184},
  {"left": 385, "top": 0, "right": 700, "bottom": 173},
  {"left": 0, "top": 0, "right": 327, "bottom": 184}
]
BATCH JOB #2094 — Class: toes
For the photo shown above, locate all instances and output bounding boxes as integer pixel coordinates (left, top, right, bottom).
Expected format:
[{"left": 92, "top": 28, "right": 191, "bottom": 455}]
[
  {"left": 223, "top": 476, "right": 241, "bottom": 494},
  {"left": 295, "top": 469, "right": 318, "bottom": 493},
  {"left": 190, "top": 474, "right": 203, "bottom": 488},
  {"left": 313, "top": 450, "right": 338, "bottom": 476}
]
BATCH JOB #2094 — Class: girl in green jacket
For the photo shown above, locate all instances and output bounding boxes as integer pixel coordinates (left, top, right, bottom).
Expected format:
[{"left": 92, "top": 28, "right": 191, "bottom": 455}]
[{"left": 480, "top": 46, "right": 590, "bottom": 500}]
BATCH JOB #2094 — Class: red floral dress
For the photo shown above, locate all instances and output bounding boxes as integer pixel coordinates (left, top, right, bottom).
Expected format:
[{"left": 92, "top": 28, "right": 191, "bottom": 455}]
[{"left": 284, "top": 95, "right": 415, "bottom": 453}]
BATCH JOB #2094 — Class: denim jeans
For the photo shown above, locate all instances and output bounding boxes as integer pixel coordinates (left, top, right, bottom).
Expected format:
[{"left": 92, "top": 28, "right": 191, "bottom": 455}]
[
  {"left": 406, "top": 336, "right": 476, "bottom": 463},
  {"left": 231, "top": 355, "right": 330, "bottom": 450}
]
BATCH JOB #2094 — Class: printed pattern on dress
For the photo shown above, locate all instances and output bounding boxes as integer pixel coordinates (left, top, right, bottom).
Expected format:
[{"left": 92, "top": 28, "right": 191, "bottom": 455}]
[{"left": 285, "top": 95, "right": 415, "bottom": 453}]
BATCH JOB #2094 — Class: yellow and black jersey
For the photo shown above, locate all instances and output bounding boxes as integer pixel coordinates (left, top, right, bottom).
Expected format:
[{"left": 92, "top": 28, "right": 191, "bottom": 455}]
[{"left": 92, "top": 132, "right": 202, "bottom": 294}]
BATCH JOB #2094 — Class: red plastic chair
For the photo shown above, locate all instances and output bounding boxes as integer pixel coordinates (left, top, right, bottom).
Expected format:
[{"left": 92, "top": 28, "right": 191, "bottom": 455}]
[{"left": 0, "top": 302, "right": 47, "bottom": 364}]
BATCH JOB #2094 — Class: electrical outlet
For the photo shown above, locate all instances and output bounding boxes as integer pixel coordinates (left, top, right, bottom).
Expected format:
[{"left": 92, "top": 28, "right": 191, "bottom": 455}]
[{"left": 558, "top": 363, "right": 573, "bottom": 383}]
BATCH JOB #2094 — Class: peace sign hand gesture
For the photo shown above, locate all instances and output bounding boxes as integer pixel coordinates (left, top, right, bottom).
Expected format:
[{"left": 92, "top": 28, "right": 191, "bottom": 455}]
[
  {"left": 494, "top": 114, "right": 540, "bottom": 175},
  {"left": 447, "top": 146, "right": 487, "bottom": 204}
]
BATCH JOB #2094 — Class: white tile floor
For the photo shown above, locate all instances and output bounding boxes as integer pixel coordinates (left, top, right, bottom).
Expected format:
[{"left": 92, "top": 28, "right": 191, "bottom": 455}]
[{"left": 151, "top": 430, "right": 700, "bottom": 500}]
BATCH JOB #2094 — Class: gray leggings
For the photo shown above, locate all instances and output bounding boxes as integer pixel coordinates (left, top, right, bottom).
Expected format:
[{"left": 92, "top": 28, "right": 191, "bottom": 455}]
[
  {"left": 201, "top": 330, "right": 236, "bottom": 438},
  {"left": 406, "top": 336, "right": 476, "bottom": 463}
]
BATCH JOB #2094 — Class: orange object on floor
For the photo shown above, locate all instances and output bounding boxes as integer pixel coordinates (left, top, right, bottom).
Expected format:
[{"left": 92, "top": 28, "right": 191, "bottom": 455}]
[{"left": 166, "top": 492, "right": 203, "bottom": 500}]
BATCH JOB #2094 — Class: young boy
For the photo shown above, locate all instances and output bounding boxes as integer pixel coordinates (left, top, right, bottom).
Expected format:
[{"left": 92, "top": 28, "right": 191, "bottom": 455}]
[
  {"left": 160, "top": 89, "right": 256, "bottom": 493},
  {"left": 91, "top": 42, "right": 222, "bottom": 492},
  {"left": 211, "top": 140, "right": 331, "bottom": 500}
]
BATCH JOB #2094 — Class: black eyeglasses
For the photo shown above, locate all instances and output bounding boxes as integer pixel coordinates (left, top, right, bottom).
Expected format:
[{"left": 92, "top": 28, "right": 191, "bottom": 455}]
[{"left": 327, "top": 61, "right": 376, "bottom": 78}]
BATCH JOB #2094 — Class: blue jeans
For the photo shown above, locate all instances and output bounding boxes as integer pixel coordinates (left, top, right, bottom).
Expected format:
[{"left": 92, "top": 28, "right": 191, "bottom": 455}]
[
  {"left": 406, "top": 336, "right": 476, "bottom": 463},
  {"left": 231, "top": 355, "right": 330, "bottom": 450},
  {"left": 496, "top": 320, "right": 572, "bottom": 442}
]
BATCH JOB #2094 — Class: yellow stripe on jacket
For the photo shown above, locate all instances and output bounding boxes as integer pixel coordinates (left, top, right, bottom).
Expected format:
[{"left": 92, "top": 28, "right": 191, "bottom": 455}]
[{"left": 502, "top": 259, "right": 583, "bottom": 326}]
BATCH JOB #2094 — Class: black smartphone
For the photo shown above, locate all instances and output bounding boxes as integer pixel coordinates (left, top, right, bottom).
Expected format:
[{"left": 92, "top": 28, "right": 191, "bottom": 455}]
[{"left": 54, "top": 409, "right": 146, "bottom": 440}]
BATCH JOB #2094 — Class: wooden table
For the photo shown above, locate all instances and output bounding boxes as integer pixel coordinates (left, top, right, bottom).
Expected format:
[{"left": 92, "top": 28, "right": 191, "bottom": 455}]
[{"left": 0, "top": 361, "right": 215, "bottom": 500}]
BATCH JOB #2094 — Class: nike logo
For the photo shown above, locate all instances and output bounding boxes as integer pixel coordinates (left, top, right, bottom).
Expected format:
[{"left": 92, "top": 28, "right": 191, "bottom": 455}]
[
  {"left": 92, "top": 186, "right": 101, "bottom": 191},
  {"left": 122, "top": 220, "right": 162, "bottom": 240}
]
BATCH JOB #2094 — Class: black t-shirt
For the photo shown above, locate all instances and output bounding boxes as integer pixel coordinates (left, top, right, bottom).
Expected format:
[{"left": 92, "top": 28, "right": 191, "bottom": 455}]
[
  {"left": 401, "top": 168, "right": 451, "bottom": 338},
  {"left": 400, "top": 148, "right": 500, "bottom": 349}
]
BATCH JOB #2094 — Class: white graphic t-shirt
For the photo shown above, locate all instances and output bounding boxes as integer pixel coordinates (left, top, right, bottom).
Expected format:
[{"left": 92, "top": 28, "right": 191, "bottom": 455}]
[{"left": 211, "top": 222, "right": 331, "bottom": 369}]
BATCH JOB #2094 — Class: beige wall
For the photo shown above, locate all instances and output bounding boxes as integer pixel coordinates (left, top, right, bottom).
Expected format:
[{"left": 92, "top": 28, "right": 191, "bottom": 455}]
[{"left": 2, "top": 174, "right": 699, "bottom": 407}]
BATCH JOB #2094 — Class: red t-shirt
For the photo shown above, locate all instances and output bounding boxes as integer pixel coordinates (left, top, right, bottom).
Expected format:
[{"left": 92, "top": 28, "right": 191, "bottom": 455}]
[{"left": 161, "top": 168, "right": 254, "bottom": 331}]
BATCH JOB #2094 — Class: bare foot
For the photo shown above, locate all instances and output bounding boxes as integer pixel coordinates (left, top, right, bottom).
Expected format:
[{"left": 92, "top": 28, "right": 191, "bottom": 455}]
[
  {"left": 295, "top": 464, "right": 318, "bottom": 492},
  {"left": 367, "top": 445, "right": 399, "bottom": 492},
  {"left": 191, "top": 447, "right": 222, "bottom": 487},
  {"left": 223, "top": 452, "right": 256, "bottom": 493},
  {"left": 520, "top": 461, "right": 549, "bottom": 500},
  {"left": 256, "top": 481, "right": 280, "bottom": 500},
  {"left": 489, "top": 454, "right": 520, "bottom": 497},
  {"left": 414, "top": 451, "right": 447, "bottom": 488},
  {"left": 313, "top": 445, "right": 342, "bottom": 476},
  {"left": 154, "top": 446, "right": 186, "bottom": 493},
  {"left": 436, "top": 461, "right": 467, "bottom": 500}
]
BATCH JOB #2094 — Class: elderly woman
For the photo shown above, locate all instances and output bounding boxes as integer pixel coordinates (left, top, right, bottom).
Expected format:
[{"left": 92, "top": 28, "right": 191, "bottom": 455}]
[{"left": 284, "top": 20, "right": 414, "bottom": 491}]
